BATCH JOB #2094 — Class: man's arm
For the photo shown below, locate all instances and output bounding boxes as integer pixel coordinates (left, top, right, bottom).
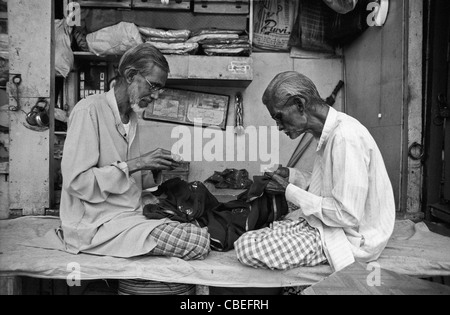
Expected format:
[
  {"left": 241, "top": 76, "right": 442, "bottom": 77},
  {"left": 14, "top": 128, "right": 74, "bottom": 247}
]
[
  {"left": 274, "top": 137, "right": 369, "bottom": 228},
  {"left": 62, "top": 108, "right": 133, "bottom": 204},
  {"left": 288, "top": 167, "right": 312, "bottom": 190}
]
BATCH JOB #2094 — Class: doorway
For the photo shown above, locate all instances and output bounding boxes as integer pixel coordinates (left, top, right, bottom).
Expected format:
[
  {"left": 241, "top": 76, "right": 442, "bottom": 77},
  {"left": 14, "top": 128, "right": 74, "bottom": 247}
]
[{"left": 423, "top": 0, "right": 450, "bottom": 224}]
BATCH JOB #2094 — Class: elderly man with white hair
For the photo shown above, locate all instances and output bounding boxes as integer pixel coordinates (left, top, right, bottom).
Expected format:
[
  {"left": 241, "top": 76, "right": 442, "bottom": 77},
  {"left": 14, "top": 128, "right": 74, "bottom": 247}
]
[
  {"left": 235, "top": 71, "right": 396, "bottom": 273},
  {"left": 59, "top": 43, "right": 210, "bottom": 260}
]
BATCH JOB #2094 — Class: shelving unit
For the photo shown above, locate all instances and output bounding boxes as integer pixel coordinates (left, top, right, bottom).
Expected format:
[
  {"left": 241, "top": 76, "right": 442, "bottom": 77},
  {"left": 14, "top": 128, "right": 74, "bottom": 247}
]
[
  {"left": 72, "top": 52, "right": 253, "bottom": 87},
  {"left": 54, "top": 1, "right": 255, "bottom": 209}
]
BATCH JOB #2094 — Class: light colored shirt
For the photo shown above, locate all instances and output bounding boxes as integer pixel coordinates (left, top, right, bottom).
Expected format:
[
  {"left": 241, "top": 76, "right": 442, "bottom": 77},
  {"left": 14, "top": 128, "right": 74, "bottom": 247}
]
[
  {"left": 286, "top": 107, "right": 396, "bottom": 272},
  {"left": 123, "top": 122, "right": 131, "bottom": 142},
  {"left": 60, "top": 89, "right": 169, "bottom": 258}
]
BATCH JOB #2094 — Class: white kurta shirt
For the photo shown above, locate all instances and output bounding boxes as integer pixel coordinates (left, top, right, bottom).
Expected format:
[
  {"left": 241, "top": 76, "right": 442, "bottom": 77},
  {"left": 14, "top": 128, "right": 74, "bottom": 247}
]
[
  {"left": 286, "top": 107, "right": 396, "bottom": 272},
  {"left": 60, "top": 89, "right": 169, "bottom": 258}
]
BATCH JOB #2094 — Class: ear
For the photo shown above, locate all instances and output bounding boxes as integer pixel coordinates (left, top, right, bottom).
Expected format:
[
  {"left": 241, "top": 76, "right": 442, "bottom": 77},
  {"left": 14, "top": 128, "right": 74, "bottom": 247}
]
[
  {"left": 123, "top": 68, "right": 138, "bottom": 84},
  {"left": 294, "top": 96, "right": 307, "bottom": 114}
]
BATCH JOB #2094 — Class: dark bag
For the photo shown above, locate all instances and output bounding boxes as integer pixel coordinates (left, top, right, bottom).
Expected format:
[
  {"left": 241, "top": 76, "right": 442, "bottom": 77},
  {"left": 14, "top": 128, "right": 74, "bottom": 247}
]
[
  {"left": 241, "top": 175, "right": 289, "bottom": 231},
  {"left": 288, "top": 0, "right": 335, "bottom": 53},
  {"left": 205, "top": 169, "right": 253, "bottom": 190},
  {"left": 326, "top": 0, "right": 372, "bottom": 46},
  {"left": 144, "top": 178, "right": 220, "bottom": 223},
  {"left": 143, "top": 178, "right": 250, "bottom": 252}
]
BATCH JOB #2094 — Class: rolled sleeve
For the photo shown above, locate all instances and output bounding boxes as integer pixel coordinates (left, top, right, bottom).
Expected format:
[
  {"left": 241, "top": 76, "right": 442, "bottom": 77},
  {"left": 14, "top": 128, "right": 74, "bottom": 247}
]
[{"left": 288, "top": 168, "right": 311, "bottom": 190}]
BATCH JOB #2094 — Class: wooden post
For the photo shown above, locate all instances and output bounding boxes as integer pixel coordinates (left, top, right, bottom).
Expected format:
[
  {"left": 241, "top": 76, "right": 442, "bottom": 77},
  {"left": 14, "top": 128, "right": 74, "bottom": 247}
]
[
  {"left": 404, "top": 0, "right": 424, "bottom": 217},
  {"left": 8, "top": 0, "right": 55, "bottom": 215}
]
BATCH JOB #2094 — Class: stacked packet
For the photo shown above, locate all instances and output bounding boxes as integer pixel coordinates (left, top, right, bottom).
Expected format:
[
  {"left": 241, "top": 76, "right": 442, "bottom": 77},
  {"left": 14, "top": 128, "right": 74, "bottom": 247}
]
[
  {"left": 188, "top": 29, "right": 252, "bottom": 56},
  {"left": 139, "top": 27, "right": 199, "bottom": 55}
]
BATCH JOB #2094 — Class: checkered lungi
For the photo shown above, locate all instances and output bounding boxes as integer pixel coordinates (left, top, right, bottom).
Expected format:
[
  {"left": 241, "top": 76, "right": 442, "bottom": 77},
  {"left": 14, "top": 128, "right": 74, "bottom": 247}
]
[
  {"left": 149, "top": 222, "right": 211, "bottom": 260},
  {"left": 235, "top": 219, "right": 327, "bottom": 270}
]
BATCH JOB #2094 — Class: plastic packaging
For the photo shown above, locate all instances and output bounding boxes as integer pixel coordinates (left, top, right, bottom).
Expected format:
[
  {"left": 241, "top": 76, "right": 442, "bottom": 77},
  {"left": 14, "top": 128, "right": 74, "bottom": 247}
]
[
  {"left": 253, "top": 0, "right": 299, "bottom": 52},
  {"left": 87, "top": 22, "right": 143, "bottom": 57},
  {"left": 138, "top": 27, "right": 191, "bottom": 40},
  {"left": 55, "top": 19, "right": 74, "bottom": 78}
]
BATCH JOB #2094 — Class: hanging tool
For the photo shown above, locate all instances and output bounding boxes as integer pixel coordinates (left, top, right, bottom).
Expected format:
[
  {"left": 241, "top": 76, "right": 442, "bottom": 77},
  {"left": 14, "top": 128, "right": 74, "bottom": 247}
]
[
  {"left": 287, "top": 133, "right": 315, "bottom": 168},
  {"left": 325, "top": 80, "right": 345, "bottom": 106},
  {"left": 235, "top": 92, "right": 245, "bottom": 136},
  {"left": 9, "top": 74, "right": 22, "bottom": 112}
]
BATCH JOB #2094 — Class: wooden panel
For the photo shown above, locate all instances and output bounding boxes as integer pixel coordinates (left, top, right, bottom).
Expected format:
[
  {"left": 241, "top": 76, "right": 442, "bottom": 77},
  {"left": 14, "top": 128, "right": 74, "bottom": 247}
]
[
  {"left": 405, "top": 0, "right": 424, "bottom": 214},
  {"left": 78, "top": 0, "right": 132, "bottom": 8},
  {"left": 445, "top": 35, "right": 450, "bottom": 201},
  {"left": 133, "top": 0, "right": 191, "bottom": 10},
  {"left": 188, "top": 56, "right": 253, "bottom": 81},
  {"left": 8, "top": 0, "right": 54, "bottom": 215},
  {"left": 424, "top": 0, "right": 450, "bottom": 209},
  {"left": 165, "top": 55, "right": 189, "bottom": 79},
  {"left": 194, "top": 0, "right": 249, "bottom": 15},
  {"left": 8, "top": 1, "right": 53, "bottom": 98},
  {"left": 369, "top": 125, "right": 402, "bottom": 207},
  {"left": 303, "top": 262, "right": 450, "bottom": 295},
  {"left": 343, "top": 0, "right": 405, "bottom": 211}
]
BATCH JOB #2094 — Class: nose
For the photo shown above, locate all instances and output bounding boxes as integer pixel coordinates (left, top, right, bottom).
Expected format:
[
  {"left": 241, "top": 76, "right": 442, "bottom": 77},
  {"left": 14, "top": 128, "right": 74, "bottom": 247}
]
[
  {"left": 277, "top": 122, "right": 285, "bottom": 131},
  {"left": 151, "top": 91, "right": 160, "bottom": 100}
]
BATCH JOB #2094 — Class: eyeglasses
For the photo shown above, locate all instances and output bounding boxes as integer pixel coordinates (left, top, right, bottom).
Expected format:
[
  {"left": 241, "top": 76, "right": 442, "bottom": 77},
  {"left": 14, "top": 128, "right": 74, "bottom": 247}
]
[
  {"left": 271, "top": 97, "right": 295, "bottom": 125},
  {"left": 140, "top": 72, "right": 165, "bottom": 94}
]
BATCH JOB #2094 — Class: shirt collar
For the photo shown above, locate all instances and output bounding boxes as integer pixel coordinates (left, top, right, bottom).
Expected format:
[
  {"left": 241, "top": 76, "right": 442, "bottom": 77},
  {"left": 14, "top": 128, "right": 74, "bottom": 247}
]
[
  {"left": 105, "top": 89, "right": 138, "bottom": 140},
  {"left": 106, "top": 89, "right": 137, "bottom": 122},
  {"left": 316, "top": 106, "right": 338, "bottom": 152}
]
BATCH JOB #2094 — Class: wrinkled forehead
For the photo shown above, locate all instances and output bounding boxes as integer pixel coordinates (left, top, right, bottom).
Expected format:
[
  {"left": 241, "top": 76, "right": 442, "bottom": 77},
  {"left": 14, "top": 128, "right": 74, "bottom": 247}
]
[{"left": 143, "top": 63, "right": 169, "bottom": 86}]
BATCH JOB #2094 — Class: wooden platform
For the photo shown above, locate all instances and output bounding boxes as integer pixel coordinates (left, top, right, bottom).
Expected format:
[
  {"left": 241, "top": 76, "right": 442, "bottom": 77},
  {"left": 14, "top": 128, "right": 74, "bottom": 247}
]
[{"left": 303, "top": 262, "right": 450, "bottom": 295}]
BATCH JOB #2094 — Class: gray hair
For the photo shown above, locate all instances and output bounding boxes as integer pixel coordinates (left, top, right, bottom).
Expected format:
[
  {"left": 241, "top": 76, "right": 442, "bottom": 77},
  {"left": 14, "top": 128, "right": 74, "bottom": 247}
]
[
  {"left": 118, "top": 43, "right": 170, "bottom": 78},
  {"left": 263, "top": 71, "right": 323, "bottom": 109}
]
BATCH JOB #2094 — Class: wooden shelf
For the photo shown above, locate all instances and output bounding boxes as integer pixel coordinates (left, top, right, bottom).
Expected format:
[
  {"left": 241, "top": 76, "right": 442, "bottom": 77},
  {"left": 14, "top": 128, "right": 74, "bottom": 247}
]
[
  {"left": 133, "top": 0, "right": 191, "bottom": 10},
  {"left": 76, "top": 0, "right": 132, "bottom": 9},
  {"left": 76, "top": 0, "right": 191, "bottom": 10},
  {"left": 73, "top": 52, "right": 253, "bottom": 87}
]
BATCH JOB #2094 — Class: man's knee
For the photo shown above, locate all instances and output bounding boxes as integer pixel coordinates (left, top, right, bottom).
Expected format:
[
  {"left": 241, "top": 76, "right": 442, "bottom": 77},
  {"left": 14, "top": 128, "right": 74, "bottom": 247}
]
[
  {"left": 178, "top": 224, "right": 211, "bottom": 260},
  {"left": 234, "top": 232, "right": 259, "bottom": 267}
]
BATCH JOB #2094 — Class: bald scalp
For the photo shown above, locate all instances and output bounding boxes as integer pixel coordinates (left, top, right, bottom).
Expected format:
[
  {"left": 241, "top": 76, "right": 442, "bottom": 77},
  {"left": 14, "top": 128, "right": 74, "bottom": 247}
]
[{"left": 263, "top": 71, "right": 323, "bottom": 110}]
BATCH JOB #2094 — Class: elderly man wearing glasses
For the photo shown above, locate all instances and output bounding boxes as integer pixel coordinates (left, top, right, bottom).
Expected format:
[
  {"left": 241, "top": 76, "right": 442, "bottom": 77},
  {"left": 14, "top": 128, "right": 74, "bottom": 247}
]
[{"left": 59, "top": 43, "right": 210, "bottom": 261}]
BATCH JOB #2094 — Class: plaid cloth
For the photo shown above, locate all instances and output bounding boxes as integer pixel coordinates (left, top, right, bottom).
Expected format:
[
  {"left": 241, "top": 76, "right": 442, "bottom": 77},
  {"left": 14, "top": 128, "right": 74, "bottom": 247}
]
[
  {"left": 289, "top": 0, "right": 335, "bottom": 53},
  {"left": 235, "top": 219, "right": 327, "bottom": 270},
  {"left": 149, "top": 222, "right": 211, "bottom": 260}
]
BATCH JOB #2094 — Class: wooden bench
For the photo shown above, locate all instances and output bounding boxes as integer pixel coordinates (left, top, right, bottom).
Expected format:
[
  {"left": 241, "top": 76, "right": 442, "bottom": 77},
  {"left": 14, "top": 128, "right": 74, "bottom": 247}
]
[{"left": 1, "top": 217, "right": 450, "bottom": 295}]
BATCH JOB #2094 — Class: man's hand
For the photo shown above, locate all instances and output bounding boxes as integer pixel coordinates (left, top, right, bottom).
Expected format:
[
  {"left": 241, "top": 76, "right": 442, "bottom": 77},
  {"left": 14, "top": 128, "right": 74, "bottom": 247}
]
[
  {"left": 274, "top": 166, "right": 290, "bottom": 179},
  {"left": 128, "top": 148, "right": 180, "bottom": 174},
  {"left": 268, "top": 173, "right": 290, "bottom": 191}
]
